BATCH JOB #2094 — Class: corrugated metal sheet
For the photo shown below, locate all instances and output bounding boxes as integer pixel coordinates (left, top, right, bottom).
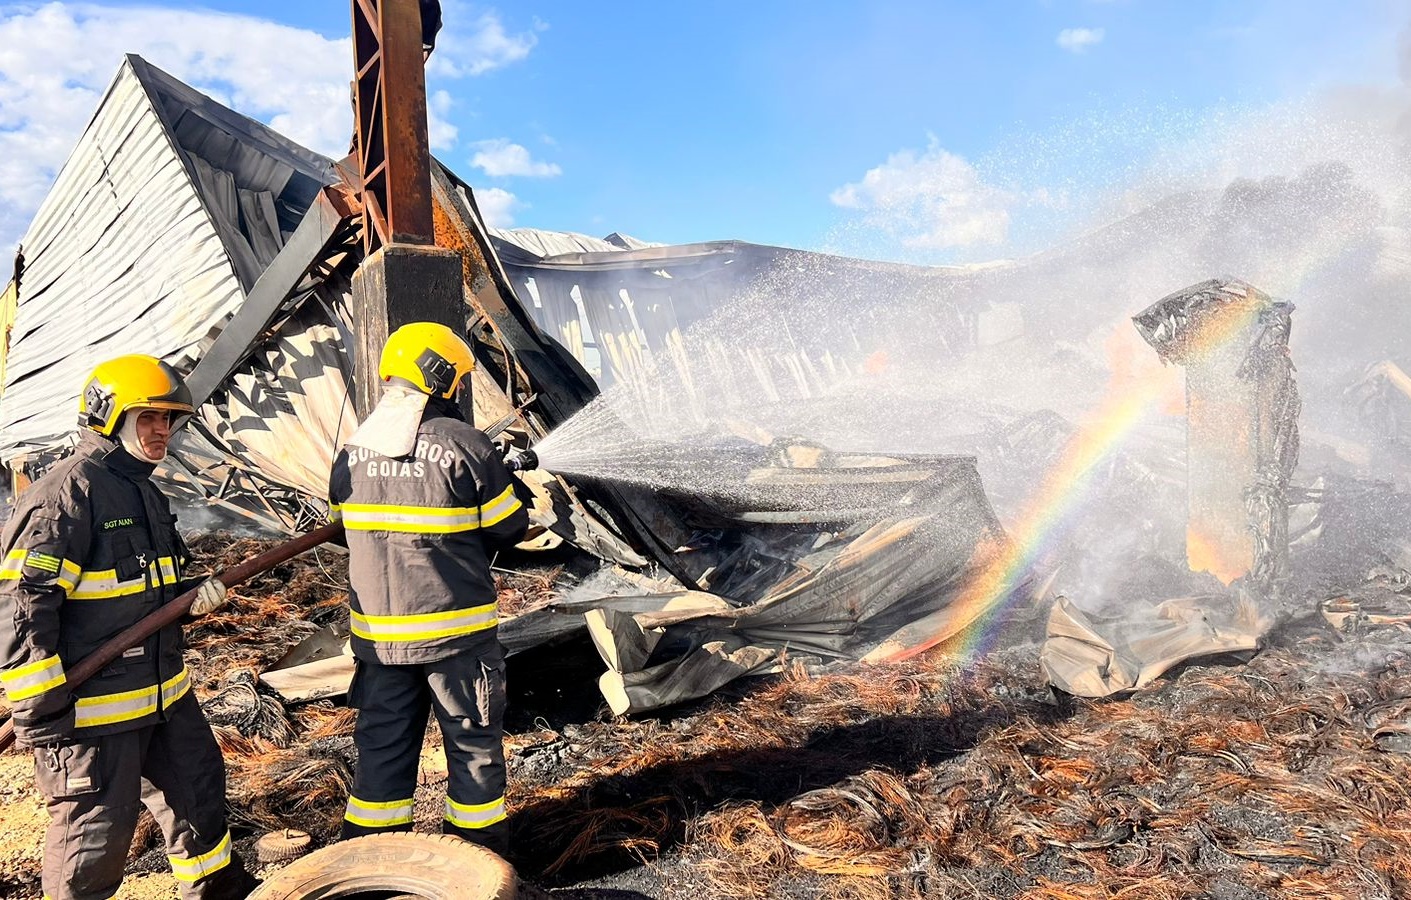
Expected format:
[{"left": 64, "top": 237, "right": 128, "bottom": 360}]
[
  {"left": 0, "top": 59, "right": 244, "bottom": 461},
  {"left": 500, "top": 240, "right": 982, "bottom": 402},
  {"left": 490, "top": 228, "right": 664, "bottom": 261},
  {"left": 197, "top": 303, "right": 357, "bottom": 499},
  {"left": 491, "top": 227, "right": 636, "bottom": 262},
  {"left": 602, "top": 232, "right": 662, "bottom": 251}
]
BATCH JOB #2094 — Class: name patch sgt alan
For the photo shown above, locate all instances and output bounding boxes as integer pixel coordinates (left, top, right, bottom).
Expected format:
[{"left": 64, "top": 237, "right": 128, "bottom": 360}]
[{"left": 345, "top": 438, "right": 458, "bottom": 479}]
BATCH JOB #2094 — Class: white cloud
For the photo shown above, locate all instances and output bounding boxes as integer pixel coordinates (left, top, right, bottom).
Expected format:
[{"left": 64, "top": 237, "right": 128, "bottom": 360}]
[
  {"left": 428, "top": 90, "right": 459, "bottom": 151},
  {"left": 471, "top": 139, "right": 562, "bottom": 178},
  {"left": 426, "top": 3, "right": 543, "bottom": 78},
  {"left": 1057, "top": 27, "right": 1106, "bottom": 53},
  {"left": 830, "top": 137, "right": 1037, "bottom": 250},
  {"left": 473, "top": 187, "right": 521, "bottom": 227},
  {"left": 0, "top": 2, "right": 353, "bottom": 252},
  {"left": 0, "top": 2, "right": 539, "bottom": 252}
]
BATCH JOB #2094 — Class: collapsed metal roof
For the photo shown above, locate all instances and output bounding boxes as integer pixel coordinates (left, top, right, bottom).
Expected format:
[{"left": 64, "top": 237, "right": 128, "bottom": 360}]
[
  {"left": 0, "top": 58, "right": 1047, "bottom": 711},
  {"left": 0, "top": 54, "right": 1377, "bottom": 725},
  {"left": 0, "top": 56, "right": 336, "bottom": 467},
  {"left": 490, "top": 227, "right": 662, "bottom": 260},
  {"left": 0, "top": 57, "right": 1012, "bottom": 536}
]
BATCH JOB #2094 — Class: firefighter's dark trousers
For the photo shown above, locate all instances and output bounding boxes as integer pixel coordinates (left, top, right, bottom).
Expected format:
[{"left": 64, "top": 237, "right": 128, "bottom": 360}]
[
  {"left": 341, "top": 652, "right": 508, "bottom": 855},
  {"left": 31, "top": 692, "right": 253, "bottom": 900}
]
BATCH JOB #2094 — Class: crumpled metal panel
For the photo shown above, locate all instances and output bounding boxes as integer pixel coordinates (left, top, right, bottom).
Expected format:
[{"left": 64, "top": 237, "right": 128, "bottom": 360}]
[
  {"left": 583, "top": 457, "right": 1009, "bottom": 715},
  {"left": 490, "top": 227, "right": 641, "bottom": 262},
  {"left": 1041, "top": 595, "right": 1266, "bottom": 697},
  {"left": 196, "top": 303, "right": 358, "bottom": 500},
  {"left": 0, "top": 60, "right": 243, "bottom": 462}
]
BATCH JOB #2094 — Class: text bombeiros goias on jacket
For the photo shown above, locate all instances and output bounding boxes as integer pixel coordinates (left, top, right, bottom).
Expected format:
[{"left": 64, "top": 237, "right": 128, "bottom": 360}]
[{"left": 344, "top": 439, "right": 457, "bottom": 478}]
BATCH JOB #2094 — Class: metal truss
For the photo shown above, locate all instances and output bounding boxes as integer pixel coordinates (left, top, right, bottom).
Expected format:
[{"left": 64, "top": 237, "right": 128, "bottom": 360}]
[{"left": 351, "top": 0, "right": 436, "bottom": 255}]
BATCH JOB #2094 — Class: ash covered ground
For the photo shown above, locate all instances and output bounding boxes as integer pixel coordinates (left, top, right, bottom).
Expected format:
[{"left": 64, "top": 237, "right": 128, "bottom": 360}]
[{"left": 3, "top": 533, "right": 1409, "bottom": 900}]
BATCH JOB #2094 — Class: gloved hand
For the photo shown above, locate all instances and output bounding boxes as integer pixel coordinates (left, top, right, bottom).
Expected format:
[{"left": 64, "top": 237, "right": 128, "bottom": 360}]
[{"left": 189, "top": 577, "right": 229, "bottom": 616}]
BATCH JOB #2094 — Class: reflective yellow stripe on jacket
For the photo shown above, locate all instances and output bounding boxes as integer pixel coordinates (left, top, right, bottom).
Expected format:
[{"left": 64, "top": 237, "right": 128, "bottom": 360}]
[
  {"left": 444, "top": 795, "right": 507, "bottom": 830},
  {"left": 479, "top": 485, "right": 522, "bottom": 526},
  {"left": 74, "top": 667, "right": 191, "bottom": 729},
  {"left": 0, "top": 655, "right": 66, "bottom": 702},
  {"left": 1, "top": 550, "right": 80, "bottom": 592},
  {"left": 0, "top": 549, "right": 20, "bottom": 579},
  {"left": 350, "top": 603, "right": 498, "bottom": 643},
  {"left": 70, "top": 556, "right": 179, "bottom": 600},
  {"left": 331, "top": 485, "right": 522, "bottom": 534}
]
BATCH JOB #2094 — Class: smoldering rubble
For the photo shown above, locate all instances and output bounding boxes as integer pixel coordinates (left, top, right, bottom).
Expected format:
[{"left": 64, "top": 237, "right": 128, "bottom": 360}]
[{"left": 6, "top": 522, "right": 1406, "bottom": 900}]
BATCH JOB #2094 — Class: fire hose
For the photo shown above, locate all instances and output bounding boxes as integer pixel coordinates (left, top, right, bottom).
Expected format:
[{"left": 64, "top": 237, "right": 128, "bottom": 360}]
[{"left": 0, "top": 521, "right": 345, "bottom": 754}]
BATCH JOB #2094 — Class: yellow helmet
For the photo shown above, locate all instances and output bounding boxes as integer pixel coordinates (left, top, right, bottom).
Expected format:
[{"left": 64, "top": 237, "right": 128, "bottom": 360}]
[
  {"left": 379, "top": 322, "right": 475, "bottom": 399},
  {"left": 78, "top": 355, "right": 194, "bottom": 437}
]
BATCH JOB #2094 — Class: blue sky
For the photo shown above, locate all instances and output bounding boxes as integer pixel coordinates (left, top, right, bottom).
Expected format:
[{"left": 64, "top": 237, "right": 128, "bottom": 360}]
[{"left": 0, "top": 1, "right": 1407, "bottom": 262}]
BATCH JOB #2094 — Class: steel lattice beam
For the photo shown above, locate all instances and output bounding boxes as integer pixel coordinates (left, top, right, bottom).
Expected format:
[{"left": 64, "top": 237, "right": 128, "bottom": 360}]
[{"left": 351, "top": 0, "right": 435, "bottom": 254}]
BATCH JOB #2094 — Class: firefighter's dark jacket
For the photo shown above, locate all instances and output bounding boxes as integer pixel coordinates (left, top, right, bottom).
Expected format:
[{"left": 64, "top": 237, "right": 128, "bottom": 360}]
[
  {"left": 328, "top": 401, "right": 530, "bottom": 666},
  {"left": 0, "top": 430, "right": 193, "bottom": 746}
]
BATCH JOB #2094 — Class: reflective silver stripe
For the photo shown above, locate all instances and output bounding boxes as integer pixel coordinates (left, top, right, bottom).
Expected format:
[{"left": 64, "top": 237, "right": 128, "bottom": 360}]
[
  {"left": 156, "top": 557, "right": 179, "bottom": 583},
  {"left": 444, "top": 795, "right": 507, "bottom": 830},
  {"left": 57, "top": 560, "right": 80, "bottom": 593},
  {"left": 162, "top": 667, "right": 192, "bottom": 707},
  {"left": 1, "top": 655, "right": 67, "bottom": 702},
  {"left": 74, "top": 667, "right": 190, "bottom": 729},
  {"left": 337, "top": 484, "right": 522, "bottom": 534},
  {"left": 70, "top": 557, "right": 179, "bottom": 600},
  {"left": 344, "top": 795, "right": 415, "bottom": 828},
  {"left": 75, "top": 684, "right": 158, "bottom": 728},
  {"left": 350, "top": 603, "right": 498, "bottom": 643},
  {"left": 169, "top": 830, "right": 232, "bottom": 883},
  {"left": 339, "top": 503, "right": 481, "bottom": 534},
  {"left": 70, "top": 567, "right": 143, "bottom": 598},
  {"left": 479, "top": 486, "right": 523, "bottom": 527}
]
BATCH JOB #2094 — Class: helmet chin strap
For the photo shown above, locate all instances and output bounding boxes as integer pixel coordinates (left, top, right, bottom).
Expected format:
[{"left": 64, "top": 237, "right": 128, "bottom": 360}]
[{"left": 118, "top": 413, "right": 167, "bottom": 462}]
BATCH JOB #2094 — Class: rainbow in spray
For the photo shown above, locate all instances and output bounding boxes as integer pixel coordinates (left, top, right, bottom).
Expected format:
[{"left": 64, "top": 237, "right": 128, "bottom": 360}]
[{"left": 875, "top": 298, "right": 1267, "bottom": 663}]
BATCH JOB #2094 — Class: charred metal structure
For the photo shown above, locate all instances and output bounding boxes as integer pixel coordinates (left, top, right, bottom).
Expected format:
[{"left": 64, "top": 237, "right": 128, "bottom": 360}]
[
  {"left": 0, "top": 59, "right": 1023, "bottom": 712},
  {"left": 1135, "top": 277, "right": 1301, "bottom": 602}
]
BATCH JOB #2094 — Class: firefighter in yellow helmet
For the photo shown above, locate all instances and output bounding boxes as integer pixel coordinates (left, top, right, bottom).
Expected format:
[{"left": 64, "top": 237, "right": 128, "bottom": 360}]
[
  {"left": 0, "top": 355, "right": 255, "bottom": 900},
  {"left": 329, "top": 323, "right": 529, "bottom": 855}
]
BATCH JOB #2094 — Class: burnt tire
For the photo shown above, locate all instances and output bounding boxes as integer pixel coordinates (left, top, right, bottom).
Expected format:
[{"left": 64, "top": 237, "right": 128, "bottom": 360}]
[
  {"left": 254, "top": 828, "right": 314, "bottom": 864},
  {"left": 246, "top": 833, "right": 518, "bottom": 900}
]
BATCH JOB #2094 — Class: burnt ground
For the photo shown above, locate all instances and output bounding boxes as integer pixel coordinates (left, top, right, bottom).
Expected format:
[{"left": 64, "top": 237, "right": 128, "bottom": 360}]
[
  {"left": 506, "top": 620, "right": 1411, "bottom": 900},
  {"left": 0, "top": 535, "right": 1409, "bottom": 899}
]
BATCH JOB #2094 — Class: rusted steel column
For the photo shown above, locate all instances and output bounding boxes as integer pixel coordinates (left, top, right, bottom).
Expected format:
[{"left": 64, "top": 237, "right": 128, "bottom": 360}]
[
  {"left": 1134, "top": 278, "right": 1300, "bottom": 600},
  {"left": 348, "top": 0, "right": 465, "bottom": 420},
  {"left": 349, "top": 244, "right": 465, "bottom": 419},
  {"left": 352, "top": 0, "right": 435, "bottom": 253}
]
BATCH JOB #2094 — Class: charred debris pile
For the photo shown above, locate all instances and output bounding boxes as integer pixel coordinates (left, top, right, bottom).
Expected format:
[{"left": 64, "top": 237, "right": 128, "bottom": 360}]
[
  {"left": 0, "top": 279, "right": 1381, "bottom": 900},
  {"left": 161, "top": 530, "right": 1411, "bottom": 899},
  {"left": 140, "top": 274, "right": 1411, "bottom": 899},
  {"left": 507, "top": 616, "right": 1411, "bottom": 900}
]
